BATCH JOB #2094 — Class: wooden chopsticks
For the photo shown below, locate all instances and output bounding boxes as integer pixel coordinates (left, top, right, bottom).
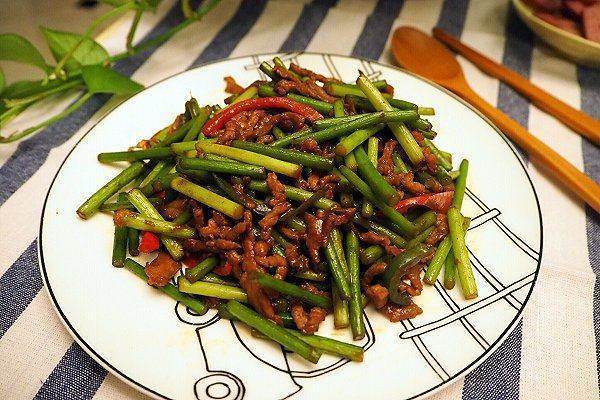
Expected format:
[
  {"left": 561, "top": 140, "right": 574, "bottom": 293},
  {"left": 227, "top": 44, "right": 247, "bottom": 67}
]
[{"left": 432, "top": 28, "right": 600, "bottom": 145}]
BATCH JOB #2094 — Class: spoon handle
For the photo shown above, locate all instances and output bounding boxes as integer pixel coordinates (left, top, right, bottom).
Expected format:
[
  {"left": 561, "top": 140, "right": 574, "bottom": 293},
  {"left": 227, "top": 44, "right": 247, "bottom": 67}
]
[
  {"left": 456, "top": 85, "right": 600, "bottom": 213},
  {"left": 433, "top": 28, "right": 600, "bottom": 145}
]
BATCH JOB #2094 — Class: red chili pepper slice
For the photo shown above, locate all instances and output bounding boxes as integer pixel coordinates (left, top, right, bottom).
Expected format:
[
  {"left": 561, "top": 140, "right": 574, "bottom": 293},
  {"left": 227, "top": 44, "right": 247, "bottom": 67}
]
[
  {"left": 213, "top": 263, "right": 233, "bottom": 276},
  {"left": 395, "top": 191, "right": 454, "bottom": 214},
  {"left": 202, "top": 97, "right": 323, "bottom": 135},
  {"left": 139, "top": 231, "right": 160, "bottom": 253}
]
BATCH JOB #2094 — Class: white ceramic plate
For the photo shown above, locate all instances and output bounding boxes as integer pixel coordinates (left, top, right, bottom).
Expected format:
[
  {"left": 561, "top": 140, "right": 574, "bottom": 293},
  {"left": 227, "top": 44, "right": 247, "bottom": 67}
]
[{"left": 39, "top": 53, "right": 543, "bottom": 400}]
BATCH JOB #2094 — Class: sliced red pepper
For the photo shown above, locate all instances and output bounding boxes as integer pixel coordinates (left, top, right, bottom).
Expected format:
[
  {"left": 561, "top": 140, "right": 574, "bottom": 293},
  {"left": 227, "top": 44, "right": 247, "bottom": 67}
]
[
  {"left": 395, "top": 191, "right": 454, "bottom": 214},
  {"left": 139, "top": 231, "right": 160, "bottom": 253},
  {"left": 213, "top": 262, "right": 233, "bottom": 276},
  {"left": 202, "top": 97, "right": 323, "bottom": 135}
]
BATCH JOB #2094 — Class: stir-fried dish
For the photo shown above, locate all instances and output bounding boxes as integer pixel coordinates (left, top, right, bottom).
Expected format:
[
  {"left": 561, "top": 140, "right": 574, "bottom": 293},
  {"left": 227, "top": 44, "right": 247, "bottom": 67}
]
[{"left": 77, "top": 57, "right": 477, "bottom": 364}]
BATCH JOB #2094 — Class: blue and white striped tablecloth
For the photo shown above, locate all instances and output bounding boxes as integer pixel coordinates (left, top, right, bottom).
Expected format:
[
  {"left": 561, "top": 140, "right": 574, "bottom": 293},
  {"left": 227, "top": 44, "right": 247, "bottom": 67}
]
[{"left": 0, "top": 1, "right": 598, "bottom": 399}]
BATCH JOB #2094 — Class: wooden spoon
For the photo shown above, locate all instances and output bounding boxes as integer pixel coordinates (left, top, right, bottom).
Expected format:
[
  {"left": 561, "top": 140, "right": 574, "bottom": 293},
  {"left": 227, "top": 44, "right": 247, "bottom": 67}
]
[{"left": 391, "top": 26, "right": 600, "bottom": 213}]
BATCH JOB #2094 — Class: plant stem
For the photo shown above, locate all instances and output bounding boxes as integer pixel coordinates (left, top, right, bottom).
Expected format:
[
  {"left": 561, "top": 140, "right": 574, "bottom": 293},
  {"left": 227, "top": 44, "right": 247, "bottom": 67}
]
[
  {"left": 185, "top": 256, "right": 219, "bottom": 283},
  {"left": 448, "top": 207, "right": 477, "bottom": 299},
  {"left": 126, "top": 8, "right": 144, "bottom": 54},
  {"left": 127, "top": 189, "right": 185, "bottom": 260},
  {"left": 179, "top": 277, "right": 248, "bottom": 302},
  {"left": 0, "top": 104, "right": 29, "bottom": 127},
  {"left": 110, "top": 0, "right": 222, "bottom": 63},
  {"left": 77, "top": 161, "right": 144, "bottom": 219},
  {"left": 357, "top": 73, "right": 424, "bottom": 165},
  {"left": 115, "top": 210, "right": 196, "bottom": 238},
  {"left": 255, "top": 271, "right": 331, "bottom": 309},
  {"left": 247, "top": 180, "right": 337, "bottom": 210},
  {"left": 170, "top": 176, "right": 244, "bottom": 219},
  {"left": 196, "top": 141, "right": 301, "bottom": 178},
  {"left": 1, "top": 92, "right": 93, "bottom": 143},
  {"left": 4, "top": 79, "right": 84, "bottom": 108},
  {"left": 221, "top": 300, "right": 322, "bottom": 364},
  {"left": 346, "top": 230, "right": 365, "bottom": 340}
]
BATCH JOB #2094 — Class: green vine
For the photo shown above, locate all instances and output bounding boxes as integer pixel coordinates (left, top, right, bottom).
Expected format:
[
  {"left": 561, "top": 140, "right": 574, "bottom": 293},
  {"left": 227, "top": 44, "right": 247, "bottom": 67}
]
[{"left": 0, "top": 0, "right": 221, "bottom": 143}]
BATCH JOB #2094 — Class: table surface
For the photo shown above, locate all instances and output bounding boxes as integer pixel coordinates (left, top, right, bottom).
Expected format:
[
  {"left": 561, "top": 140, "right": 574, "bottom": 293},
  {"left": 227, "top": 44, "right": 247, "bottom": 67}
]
[{"left": 0, "top": 1, "right": 598, "bottom": 399}]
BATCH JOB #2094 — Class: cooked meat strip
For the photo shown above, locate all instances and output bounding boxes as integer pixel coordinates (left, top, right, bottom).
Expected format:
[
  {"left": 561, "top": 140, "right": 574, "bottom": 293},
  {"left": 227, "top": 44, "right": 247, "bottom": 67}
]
[
  {"left": 398, "top": 269, "right": 424, "bottom": 297},
  {"left": 361, "top": 261, "right": 388, "bottom": 289},
  {"left": 378, "top": 139, "right": 397, "bottom": 176},
  {"left": 241, "top": 271, "right": 282, "bottom": 324},
  {"left": 275, "top": 78, "right": 338, "bottom": 103},
  {"left": 273, "top": 65, "right": 301, "bottom": 82},
  {"left": 235, "top": 223, "right": 282, "bottom": 323},
  {"left": 320, "top": 207, "right": 356, "bottom": 241},
  {"left": 225, "top": 250, "right": 243, "bottom": 280},
  {"left": 422, "top": 147, "right": 438, "bottom": 174},
  {"left": 199, "top": 214, "right": 247, "bottom": 242},
  {"left": 299, "top": 138, "right": 324, "bottom": 156},
  {"left": 259, "top": 173, "right": 291, "bottom": 244},
  {"left": 304, "top": 212, "right": 324, "bottom": 265},
  {"left": 289, "top": 63, "right": 341, "bottom": 83},
  {"left": 211, "top": 211, "right": 230, "bottom": 226},
  {"left": 279, "top": 226, "right": 306, "bottom": 241},
  {"left": 276, "top": 112, "right": 306, "bottom": 132},
  {"left": 224, "top": 76, "right": 245, "bottom": 95},
  {"left": 359, "top": 231, "right": 402, "bottom": 256},
  {"left": 183, "top": 238, "right": 241, "bottom": 253},
  {"left": 386, "top": 171, "right": 426, "bottom": 195},
  {"left": 343, "top": 96, "right": 357, "bottom": 115},
  {"left": 189, "top": 200, "right": 205, "bottom": 230},
  {"left": 380, "top": 302, "right": 422, "bottom": 322},
  {"left": 291, "top": 300, "right": 327, "bottom": 334},
  {"left": 366, "top": 284, "right": 389, "bottom": 309},
  {"left": 203, "top": 297, "right": 222, "bottom": 310},
  {"left": 254, "top": 240, "right": 288, "bottom": 280},
  {"left": 232, "top": 181, "right": 257, "bottom": 209},
  {"left": 161, "top": 198, "right": 188, "bottom": 220},
  {"left": 284, "top": 244, "right": 309, "bottom": 272},
  {"left": 410, "top": 129, "right": 425, "bottom": 146},
  {"left": 426, "top": 213, "right": 448, "bottom": 246},
  {"left": 299, "top": 282, "right": 330, "bottom": 298},
  {"left": 145, "top": 252, "right": 181, "bottom": 287},
  {"left": 266, "top": 172, "right": 287, "bottom": 206}
]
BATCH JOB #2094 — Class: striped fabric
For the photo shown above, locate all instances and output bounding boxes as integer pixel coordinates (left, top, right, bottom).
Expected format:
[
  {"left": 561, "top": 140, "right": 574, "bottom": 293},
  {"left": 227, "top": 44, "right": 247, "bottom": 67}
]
[{"left": 0, "top": 0, "right": 598, "bottom": 398}]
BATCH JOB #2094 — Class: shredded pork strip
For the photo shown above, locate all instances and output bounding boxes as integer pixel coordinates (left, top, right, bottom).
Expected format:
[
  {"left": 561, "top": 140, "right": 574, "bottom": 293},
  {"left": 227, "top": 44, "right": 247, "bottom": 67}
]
[{"left": 145, "top": 252, "right": 181, "bottom": 287}]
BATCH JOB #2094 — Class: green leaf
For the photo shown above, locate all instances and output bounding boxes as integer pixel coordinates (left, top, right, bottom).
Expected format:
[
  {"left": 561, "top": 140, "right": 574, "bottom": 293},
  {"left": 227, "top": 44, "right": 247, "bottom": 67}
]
[
  {"left": 0, "top": 68, "right": 5, "bottom": 94},
  {"left": 1, "top": 79, "right": 67, "bottom": 99},
  {"left": 81, "top": 65, "right": 143, "bottom": 95},
  {"left": 40, "top": 27, "right": 109, "bottom": 71},
  {"left": 0, "top": 34, "right": 48, "bottom": 71}
]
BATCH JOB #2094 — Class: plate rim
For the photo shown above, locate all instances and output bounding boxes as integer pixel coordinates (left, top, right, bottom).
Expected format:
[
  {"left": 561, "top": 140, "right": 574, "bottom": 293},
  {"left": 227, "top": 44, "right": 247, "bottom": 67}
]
[{"left": 38, "top": 51, "right": 544, "bottom": 400}]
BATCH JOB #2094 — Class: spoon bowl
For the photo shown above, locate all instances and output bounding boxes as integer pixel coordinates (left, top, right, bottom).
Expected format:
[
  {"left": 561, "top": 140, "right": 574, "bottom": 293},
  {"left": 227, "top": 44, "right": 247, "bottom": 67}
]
[{"left": 392, "top": 26, "right": 464, "bottom": 86}]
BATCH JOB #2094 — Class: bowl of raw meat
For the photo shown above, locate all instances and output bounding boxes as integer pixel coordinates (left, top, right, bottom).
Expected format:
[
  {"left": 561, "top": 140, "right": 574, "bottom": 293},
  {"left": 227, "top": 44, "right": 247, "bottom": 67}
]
[{"left": 513, "top": 0, "right": 600, "bottom": 67}]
